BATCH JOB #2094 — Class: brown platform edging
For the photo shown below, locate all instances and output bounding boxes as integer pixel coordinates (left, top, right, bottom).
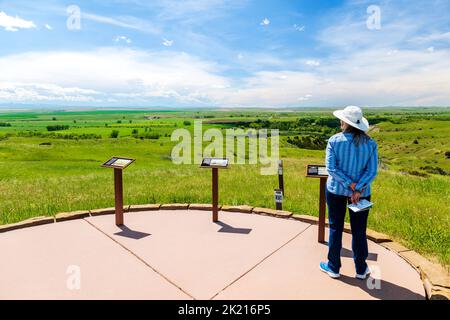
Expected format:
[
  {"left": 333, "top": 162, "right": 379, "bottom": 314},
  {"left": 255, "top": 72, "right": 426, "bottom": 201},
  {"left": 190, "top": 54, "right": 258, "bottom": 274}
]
[
  {"left": 0, "top": 216, "right": 55, "bottom": 233},
  {"left": 160, "top": 203, "right": 189, "bottom": 210},
  {"left": 188, "top": 203, "right": 219, "bottom": 211},
  {"left": 221, "top": 205, "right": 254, "bottom": 213},
  {"left": 380, "top": 243, "right": 450, "bottom": 300},
  {"left": 55, "top": 210, "right": 90, "bottom": 222},
  {"left": 252, "top": 207, "right": 292, "bottom": 218},
  {"left": 90, "top": 206, "right": 131, "bottom": 216},
  {"left": 0, "top": 203, "right": 447, "bottom": 300},
  {"left": 128, "top": 204, "right": 161, "bottom": 212}
]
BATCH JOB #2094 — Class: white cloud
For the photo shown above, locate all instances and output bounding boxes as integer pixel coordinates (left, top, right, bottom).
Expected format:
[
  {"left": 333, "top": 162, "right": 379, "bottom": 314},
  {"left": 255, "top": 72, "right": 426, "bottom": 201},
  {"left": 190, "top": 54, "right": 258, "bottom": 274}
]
[
  {"left": 82, "top": 12, "right": 160, "bottom": 34},
  {"left": 260, "top": 18, "right": 270, "bottom": 26},
  {"left": 298, "top": 94, "right": 312, "bottom": 101},
  {"left": 115, "top": 35, "right": 132, "bottom": 44},
  {"left": 1, "top": 46, "right": 450, "bottom": 107},
  {"left": 411, "top": 31, "right": 450, "bottom": 43},
  {"left": 0, "top": 11, "right": 36, "bottom": 32},
  {"left": 427, "top": 46, "right": 435, "bottom": 52},
  {"left": 162, "top": 38, "right": 174, "bottom": 47},
  {"left": 0, "top": 48, "right": 229, "bottom": 105},
  {"left": 293, "top": 24, "right": 305, "bottom": 32},
  {"left": 305, "top": 60, "right": 320, "bottom": 67},
  {"left": 218, "top": 48, "right": 450, "bottom": 107},
  {"left": 45, "top": 24, "right": 53, "bottom": 31},
  {"left": 0, "top": 82, "right": 100, "bottom": 102}
]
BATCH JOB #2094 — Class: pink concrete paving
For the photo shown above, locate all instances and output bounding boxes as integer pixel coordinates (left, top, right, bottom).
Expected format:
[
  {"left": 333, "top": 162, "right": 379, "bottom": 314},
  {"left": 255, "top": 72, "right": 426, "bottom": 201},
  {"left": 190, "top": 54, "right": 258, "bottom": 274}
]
[
  {"left": 0, "top": 209, "right": 425, "bottom": 300},
  {"left": 0, "top": 219, "right": 190, "bottom": 300}
]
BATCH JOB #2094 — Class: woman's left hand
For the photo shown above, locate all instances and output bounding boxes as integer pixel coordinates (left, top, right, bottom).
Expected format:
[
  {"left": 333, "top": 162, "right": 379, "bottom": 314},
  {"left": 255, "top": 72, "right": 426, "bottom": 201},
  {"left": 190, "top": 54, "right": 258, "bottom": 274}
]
[{"left": 351, "top": 191, "right": 361, "bottom": 204}]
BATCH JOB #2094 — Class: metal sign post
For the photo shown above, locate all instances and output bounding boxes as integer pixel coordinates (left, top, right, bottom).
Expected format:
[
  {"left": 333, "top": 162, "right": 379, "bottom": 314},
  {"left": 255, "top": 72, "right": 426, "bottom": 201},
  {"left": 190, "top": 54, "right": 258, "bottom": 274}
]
[
  {"left": 306, "top": 164, "right": 329, "bottom": 243},
  {"left": 102, "top": 157, "right": 135, "bottom": 226},
  {"left": 278, "top": 160, "right": 284, "bottom": 196},
  {"left": 200, "top": 158, "right": 229, "bottom": 222},
  {"left": 274, "top": 189, "right": 283, "bottom": 210}
]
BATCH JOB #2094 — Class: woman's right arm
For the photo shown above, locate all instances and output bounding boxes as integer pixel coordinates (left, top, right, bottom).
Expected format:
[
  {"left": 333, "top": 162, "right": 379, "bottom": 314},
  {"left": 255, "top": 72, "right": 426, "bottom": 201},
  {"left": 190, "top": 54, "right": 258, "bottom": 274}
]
[{"left": 355, "top": 141, "right": 378, "bottom": 192}]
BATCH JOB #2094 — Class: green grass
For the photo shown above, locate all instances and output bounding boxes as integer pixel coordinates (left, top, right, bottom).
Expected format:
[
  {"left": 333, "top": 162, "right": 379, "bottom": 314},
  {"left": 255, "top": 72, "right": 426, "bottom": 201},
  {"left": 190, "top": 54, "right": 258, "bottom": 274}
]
[{"left": 0, "top": 108, "right": 449, "bottom": 267}]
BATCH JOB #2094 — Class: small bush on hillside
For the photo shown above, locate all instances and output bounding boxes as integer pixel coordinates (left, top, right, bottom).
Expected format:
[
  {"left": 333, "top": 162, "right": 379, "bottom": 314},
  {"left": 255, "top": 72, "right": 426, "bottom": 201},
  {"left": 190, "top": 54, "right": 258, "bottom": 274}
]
[
  {"left": 110, "top": 130, "right": 119, "bottom": 138},
  {"left": 420, "top": 166, "right": 448, "bottom": 176},
  {"left": 0, "top": 122, "right": 11, "bottom": 127},
  {"left": 47, "top": 125, "right": 69, "bottom": 131},
  {"left": 407, "top": 170, "right": 428, "bottom": 177}
]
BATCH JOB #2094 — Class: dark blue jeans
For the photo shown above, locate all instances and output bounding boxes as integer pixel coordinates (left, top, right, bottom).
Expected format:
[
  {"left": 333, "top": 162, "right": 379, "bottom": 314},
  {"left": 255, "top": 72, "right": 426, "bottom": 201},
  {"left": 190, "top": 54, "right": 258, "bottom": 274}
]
[{"left": 326, "top": 189, "right": 371, "bottom": 274}]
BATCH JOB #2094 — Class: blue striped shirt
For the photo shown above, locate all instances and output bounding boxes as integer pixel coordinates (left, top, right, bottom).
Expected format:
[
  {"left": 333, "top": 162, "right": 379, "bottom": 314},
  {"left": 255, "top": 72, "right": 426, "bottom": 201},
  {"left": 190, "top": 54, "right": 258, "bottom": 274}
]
[{"left": 326, "top": 132, "right": 378, "bottom": 197}]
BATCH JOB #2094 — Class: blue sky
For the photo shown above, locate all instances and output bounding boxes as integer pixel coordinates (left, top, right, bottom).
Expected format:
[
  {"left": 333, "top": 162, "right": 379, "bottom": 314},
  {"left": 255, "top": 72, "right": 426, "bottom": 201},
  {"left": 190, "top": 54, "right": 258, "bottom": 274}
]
[{"left": 0, "top": 0, "right": 450, "bottom": 108}]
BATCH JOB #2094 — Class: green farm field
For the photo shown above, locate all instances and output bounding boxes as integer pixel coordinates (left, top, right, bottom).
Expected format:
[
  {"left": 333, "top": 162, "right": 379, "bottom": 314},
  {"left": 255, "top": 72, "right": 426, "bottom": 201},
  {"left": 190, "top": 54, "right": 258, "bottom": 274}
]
[{"left": 0, "top": 107, "right": 449, "bottom": 267}]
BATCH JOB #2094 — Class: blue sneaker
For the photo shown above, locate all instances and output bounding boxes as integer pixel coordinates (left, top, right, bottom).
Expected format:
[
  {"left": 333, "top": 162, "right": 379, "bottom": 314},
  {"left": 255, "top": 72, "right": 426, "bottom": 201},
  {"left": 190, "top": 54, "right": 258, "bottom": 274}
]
[
  {"left": 356, "top": 266, "right": 371, "bottom": 280},
  {"left": 319, "top": 262, "right": 340, "bottom": 279}
]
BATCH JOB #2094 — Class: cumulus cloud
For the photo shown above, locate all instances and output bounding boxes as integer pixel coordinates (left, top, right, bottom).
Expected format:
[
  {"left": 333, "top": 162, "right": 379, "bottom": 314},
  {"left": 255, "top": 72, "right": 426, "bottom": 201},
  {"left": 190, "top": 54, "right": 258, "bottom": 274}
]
[
  {"left": 305, "top": 60, "right": 320, "bottom": 67},
  {"left": 115, "top": 35, "right": 132, "bottom": 44},
  {"left": 298, "top": 94, "right": 312, "bottom": 101},
  {"left": 162, "top": 38, "right": 174, "bottom": 47},
  {"left": 293, "top": 24, "right": 305, "bottom": 32},
  {"left": 260, "top": 18, "right": 270, "bottom": 26},
  {"left": 0, "top": 11, "right": 36, "bottom": 32},
  {"left": 0, "top": 48, "right": 229, "bottom": 105},
  {"left": 45, "top": 24, "right": 53, "bottom": 30},
  {"left": 0, "top": 82, "right": 100, "bottom": 102},
  {"left": 1, "top": 45, "right": 450, "bottom": 107}
]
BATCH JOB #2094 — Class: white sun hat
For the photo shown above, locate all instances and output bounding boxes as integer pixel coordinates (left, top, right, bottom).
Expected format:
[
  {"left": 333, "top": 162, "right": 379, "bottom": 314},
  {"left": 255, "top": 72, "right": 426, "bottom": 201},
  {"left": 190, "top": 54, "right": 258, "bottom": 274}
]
[{"left": 333, "top": 106, "right": 370, "bottom": 132}]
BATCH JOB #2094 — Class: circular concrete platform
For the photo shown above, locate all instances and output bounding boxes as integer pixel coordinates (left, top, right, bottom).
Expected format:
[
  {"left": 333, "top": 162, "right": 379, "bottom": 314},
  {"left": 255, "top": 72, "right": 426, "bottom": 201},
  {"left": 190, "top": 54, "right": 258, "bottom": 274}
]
[{"left": 0, "top": 209, "right": 425, "bottom": 300}]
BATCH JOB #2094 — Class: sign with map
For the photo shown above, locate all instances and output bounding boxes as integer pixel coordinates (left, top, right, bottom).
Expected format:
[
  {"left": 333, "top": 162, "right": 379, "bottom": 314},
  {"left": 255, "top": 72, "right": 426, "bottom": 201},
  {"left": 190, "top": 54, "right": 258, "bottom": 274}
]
[
  {"left": 200, "top": 158, "right": 229, "bottom": 168},
  {"left": 306, "top": 164, "right": 328, "bottom": 177},
  {"left": 102, "top": 157, "right": 135, "bottom": 169}
]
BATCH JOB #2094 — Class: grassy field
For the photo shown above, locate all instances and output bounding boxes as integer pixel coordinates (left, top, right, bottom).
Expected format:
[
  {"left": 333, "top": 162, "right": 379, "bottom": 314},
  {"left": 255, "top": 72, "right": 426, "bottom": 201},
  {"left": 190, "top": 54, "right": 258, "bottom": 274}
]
[{"left": 0, "top": 107, "right": 449, "bottom": 267}]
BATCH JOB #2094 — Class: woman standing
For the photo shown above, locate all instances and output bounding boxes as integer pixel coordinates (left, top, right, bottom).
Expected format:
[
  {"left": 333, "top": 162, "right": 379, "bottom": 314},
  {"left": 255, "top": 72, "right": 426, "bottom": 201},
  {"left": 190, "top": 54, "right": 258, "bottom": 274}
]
[{"left": 320, "top": 106, "right": 378, "bottom": 280}]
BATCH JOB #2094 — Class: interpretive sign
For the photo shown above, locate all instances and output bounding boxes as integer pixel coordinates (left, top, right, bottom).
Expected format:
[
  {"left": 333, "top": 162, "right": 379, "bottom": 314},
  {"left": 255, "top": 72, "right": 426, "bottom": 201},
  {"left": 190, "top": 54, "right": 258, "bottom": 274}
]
[
  {"left": 306, "top": 164, "right": 328, "bottom": 177},
  {"left": 102, "top": 157, "right": 135, "bottom": 170},
  {"left": 102, "top": 157, "right": 135, "bottom": 226},
  {"left": 200, "top": 158, "right": 229, "bottom": 222},
  {"left": 200, "top": 158, "right": 229, "bottom": 169},
  {"left": 306, "top": 164, "right": 328, "bottom": 243}
]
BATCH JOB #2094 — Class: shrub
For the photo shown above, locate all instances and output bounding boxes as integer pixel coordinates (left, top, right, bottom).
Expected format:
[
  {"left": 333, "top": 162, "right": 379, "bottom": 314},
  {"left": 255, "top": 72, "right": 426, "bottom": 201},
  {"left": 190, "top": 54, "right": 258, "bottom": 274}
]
[
  {"left": 110, "top": 130, "right": 119, "bottom": 138},
  {"left": 132, "top": 129, "right": 139, "bottom": 135},
  {"left": 413, "top": 139, "right": 419, "bottom": 144},
  {"left": 287, "top": 135, "right": 327, "bottom": 150},
  {"left": 46, "top": 125, "right": 69, "bottom": 131},
  {"left": 445, "top": 151, "right": 450, "bottom": 159},
  {"left": 145, "top": 133, "right": 160, "bottom": 139},
  {"left": 0, "top": 122, "right": 11, "bottom": 127},
  {"left": 407, "top": 170, "right": 428, "bottom": 177},
  {"left": 183, "top": 120, "right": 191, "bottom": 126},
  {"left": 420, "top": 166, "right": 448, "bottom": 176}
]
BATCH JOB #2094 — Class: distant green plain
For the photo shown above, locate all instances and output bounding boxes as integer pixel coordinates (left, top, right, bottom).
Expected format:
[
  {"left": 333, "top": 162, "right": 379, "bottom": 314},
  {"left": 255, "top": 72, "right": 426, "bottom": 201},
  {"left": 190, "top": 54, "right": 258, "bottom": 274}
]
[{"left": 0, "top": 107, "right": 449, "bottom": 267}]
